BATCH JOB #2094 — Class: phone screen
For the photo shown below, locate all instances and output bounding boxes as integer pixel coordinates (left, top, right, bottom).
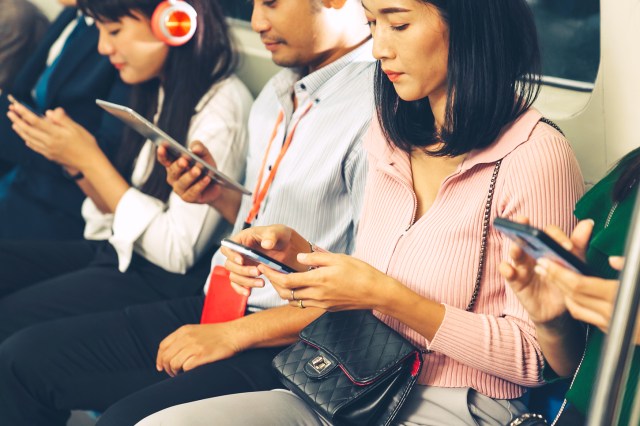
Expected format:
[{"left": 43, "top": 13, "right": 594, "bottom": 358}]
[
  {"left": 221, "top": 239, "right": 296, "bottom": 274},
  {"left": 7, "top": 94, "right": 42, "bottom": 117},
  {"left": 494, "top": 217, "right": 592, "bottom": 275}
]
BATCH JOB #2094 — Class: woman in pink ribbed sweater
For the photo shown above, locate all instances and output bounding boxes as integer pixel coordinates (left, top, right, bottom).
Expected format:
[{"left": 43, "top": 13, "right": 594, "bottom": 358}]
[{"left": 139, "top": 0, "right": 585, "bottom": 425}]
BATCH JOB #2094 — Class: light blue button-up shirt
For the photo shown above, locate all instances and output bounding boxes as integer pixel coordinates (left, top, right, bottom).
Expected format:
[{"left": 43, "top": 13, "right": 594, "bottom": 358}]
[{"left": 205, "top": 40, "right": 376, "bottom": 311}]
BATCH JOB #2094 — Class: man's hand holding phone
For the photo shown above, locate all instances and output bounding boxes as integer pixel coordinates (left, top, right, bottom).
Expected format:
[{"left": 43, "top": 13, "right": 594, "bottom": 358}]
[
  {"left": 157, "top": 141, "right": 243, "bottom": 224},
  {"left": 220, "top": 225, "right": 311, "bottom": 296},
  {"left": 157, "top": 140, "right": 221, "bottom": 204}
]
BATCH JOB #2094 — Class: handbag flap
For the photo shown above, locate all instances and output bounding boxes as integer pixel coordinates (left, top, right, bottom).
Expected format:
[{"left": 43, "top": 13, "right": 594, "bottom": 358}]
[{"left": 299, "top": 310, "right": 420, "bottom": 384}]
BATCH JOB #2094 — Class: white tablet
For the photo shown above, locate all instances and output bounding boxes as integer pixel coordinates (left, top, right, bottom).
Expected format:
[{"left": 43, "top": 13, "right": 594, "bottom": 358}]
[{"left": 96, "top": 99, "right": 251, "bottom": 195}]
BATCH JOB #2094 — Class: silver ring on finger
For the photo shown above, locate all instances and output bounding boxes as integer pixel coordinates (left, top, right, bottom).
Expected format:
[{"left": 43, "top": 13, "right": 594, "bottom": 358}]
[{"left": 291, "top": 289, "right": 296, "bottom": 301}]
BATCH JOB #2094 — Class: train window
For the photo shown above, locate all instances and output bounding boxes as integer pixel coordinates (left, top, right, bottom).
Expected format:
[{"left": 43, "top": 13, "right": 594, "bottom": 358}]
[
  {"left": 220, "top": 0, "right": 600, "bottom": 91},
  {"left": 528, "top": 0, "right": 600, "bottom": 90},
  {"left": 220, "top": 0, "right": 252, "bottom": 22}
]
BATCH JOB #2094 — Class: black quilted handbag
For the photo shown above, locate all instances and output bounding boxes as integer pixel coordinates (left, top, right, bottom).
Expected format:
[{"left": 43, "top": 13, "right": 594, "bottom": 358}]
[{"left": 272, "top": 310, "right": 423, "bottom": 426}]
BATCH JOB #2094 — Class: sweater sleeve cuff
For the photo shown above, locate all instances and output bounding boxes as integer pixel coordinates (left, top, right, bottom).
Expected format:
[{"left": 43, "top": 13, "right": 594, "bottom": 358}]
[
  {"left": 427, "top": 304, "right": 475, "bottom": 354},
  {"left": 110, "top": 188, "right": 164, "bottom": 272}
]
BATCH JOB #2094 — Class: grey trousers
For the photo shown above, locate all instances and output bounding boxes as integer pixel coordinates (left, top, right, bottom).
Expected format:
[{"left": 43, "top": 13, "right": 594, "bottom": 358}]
[{"left": 136, "top": 385, "right": 528, "bottom": 426}]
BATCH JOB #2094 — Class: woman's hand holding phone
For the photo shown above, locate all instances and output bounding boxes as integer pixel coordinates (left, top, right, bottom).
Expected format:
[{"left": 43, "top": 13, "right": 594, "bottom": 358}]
[
  {"left": 498, "top": 216, "right": 593, "bottom": 326},
  {"left": 220, "top": 225, "right": 311, "bottom": 296},
  {"left": 258, "top": 251, "right": 398, "bottom": 312},
  {"left": 7, "top": 95, "right": 99, "bottom": 169}
]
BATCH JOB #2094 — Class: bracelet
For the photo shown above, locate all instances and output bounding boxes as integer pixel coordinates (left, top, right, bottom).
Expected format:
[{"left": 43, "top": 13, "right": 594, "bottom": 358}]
[{"left": 62, "top": 168, "right": 84, "bottom": 181}]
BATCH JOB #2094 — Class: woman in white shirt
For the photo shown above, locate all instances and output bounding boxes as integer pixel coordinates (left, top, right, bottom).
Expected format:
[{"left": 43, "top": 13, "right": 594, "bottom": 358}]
[{"left": 0, "top": 0, "right": 252, "bottom": 342}]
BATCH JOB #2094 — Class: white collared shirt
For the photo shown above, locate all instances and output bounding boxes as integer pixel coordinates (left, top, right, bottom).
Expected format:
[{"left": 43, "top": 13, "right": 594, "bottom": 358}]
[
  {"left": 82, "top": 75, "right": 253, "bottom": 273},
  {"left": 205, "top": 40, "right": 376, "bottom": 311}
]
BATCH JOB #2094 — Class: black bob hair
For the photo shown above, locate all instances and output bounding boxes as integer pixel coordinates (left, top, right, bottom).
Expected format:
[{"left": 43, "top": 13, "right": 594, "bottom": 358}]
[
  {"left": 375, "top": 0, "right": 542, "bottom": 157},
  {"left": 78, "top": 0, "right": 237, "bottom": 201}
]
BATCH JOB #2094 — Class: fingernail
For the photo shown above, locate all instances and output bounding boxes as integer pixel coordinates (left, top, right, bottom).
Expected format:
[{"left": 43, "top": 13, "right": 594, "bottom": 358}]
[
  {"left": 535, "top": 259, "right": 549, "bottom": 276},
  {"left": 562, "top": 240, "right": 573, "bottom": 251},
  {"left": 255, "top": 279, "right": 264, "bottom": 287},
  {"left": 297, "top": 253, "right": 307, "bottom": 261},
  {"left": 534, "top": 265, "right": 547, "bottom": 277},
  {"left": 250, "top": 267, "right": 259, "bottom": 276}
]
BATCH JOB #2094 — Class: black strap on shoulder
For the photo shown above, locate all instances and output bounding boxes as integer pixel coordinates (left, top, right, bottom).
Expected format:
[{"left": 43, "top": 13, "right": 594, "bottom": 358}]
[{"left": 539, "top": 117, "right": 565, "bottom": 136}]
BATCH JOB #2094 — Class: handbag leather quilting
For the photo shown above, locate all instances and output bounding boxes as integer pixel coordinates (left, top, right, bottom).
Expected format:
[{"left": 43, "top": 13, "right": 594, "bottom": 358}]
[
  {"left": 299, "top": 310, "right": 420, "bottom": 383},
  {"left": 272, "top": 310, "right": 423, "bottom": 426}
]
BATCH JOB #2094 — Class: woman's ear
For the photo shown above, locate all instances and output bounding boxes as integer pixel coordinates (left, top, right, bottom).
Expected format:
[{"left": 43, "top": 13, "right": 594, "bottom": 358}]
[{"left": 322, "top": 0, "right": 349, "bottom": 10}]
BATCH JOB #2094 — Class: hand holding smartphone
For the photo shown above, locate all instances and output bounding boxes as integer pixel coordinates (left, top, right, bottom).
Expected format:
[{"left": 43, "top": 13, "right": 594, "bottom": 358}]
[
  {"left": 494, "top": 217, "right": 592, "bottom": 275},
  {"left": 7, "top": 94, "right": 42, "bottom": 117},
  {"left": 221, "top": 238, "right": 296, "bottom": 274},
  {"left": 96, "top": 99, "right": 251, "bottom": 195}
]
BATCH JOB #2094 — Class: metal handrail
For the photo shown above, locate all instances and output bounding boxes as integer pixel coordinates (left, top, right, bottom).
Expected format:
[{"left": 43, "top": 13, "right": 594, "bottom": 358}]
[{"left": 587, "top": 186, "right": 640, "bottom": 425}]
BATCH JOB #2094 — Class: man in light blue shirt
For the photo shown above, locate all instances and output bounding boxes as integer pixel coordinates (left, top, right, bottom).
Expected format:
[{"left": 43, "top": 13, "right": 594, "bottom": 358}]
[{"left": 0, "top": 0, "right": 376, "bottom": 424}]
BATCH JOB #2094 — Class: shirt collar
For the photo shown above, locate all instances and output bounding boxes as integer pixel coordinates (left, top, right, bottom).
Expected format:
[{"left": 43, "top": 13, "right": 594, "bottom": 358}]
[
  {"left": 75, "top": 11, "right": 94, "bottom": 26},
  {"left": 271, "top": 38, "right": 374, "bottom": 107},
  {"left": 460, "top": 108, "right": 542, "bottom": 171}
]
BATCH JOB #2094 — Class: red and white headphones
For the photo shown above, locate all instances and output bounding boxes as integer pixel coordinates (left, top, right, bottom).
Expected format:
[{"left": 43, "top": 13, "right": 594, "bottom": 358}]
[{"left": 151, "top": 0, "right": 198, "bottom": 46}]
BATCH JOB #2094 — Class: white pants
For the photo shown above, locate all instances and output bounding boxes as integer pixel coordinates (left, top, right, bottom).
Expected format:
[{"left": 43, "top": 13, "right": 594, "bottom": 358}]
[{"left": 136, "top": 385, "right": 528, "bottom": 426}]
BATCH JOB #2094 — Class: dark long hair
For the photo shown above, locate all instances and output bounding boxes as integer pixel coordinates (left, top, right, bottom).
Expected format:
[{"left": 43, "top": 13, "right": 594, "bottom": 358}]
[
  {"left": 613, "top": 148, "right": 640, "bottom": 203},
  {"left": 375, "top": 0, "right": 541, "bottom": 156},
  {"left": 78, "top": 0, "right": 237, "bottom": 201}
]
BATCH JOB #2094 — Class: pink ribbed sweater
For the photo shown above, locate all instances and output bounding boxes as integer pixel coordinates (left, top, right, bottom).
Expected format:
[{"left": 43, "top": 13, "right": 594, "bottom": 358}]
[{"left": 354, "top": 109, "right": 585, "bottom": 399}]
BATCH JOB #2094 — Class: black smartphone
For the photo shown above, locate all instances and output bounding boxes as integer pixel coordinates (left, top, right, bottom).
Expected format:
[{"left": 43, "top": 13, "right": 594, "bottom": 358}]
[
  {"left": 494, "top": 217, "right": 592, "bottom": 275},
  {"left": 7, "top": 94, "right": 42, "bottom": 117},
  {"left": 221, "top": 239, "right": 296, "bottom": 274}
]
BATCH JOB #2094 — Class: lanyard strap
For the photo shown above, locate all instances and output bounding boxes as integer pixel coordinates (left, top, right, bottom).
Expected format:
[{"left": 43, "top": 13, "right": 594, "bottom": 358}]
[{"left": 244, "top": 102, "right": 314, "bottom": 228}]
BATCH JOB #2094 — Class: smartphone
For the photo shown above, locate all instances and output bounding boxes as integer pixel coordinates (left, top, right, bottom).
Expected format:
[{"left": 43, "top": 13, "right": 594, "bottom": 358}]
[
  {"left": 7, "top": 94, "right": 42, "bottom": 117},
  {"left": 494, "top": 217, "right": 593, "bottom": 275},
  {"left": 221, "top": 238, "right": 296, "bottom": 274},
  {"left": 95, "top": 99, "right": 251, "bottom": 195}
]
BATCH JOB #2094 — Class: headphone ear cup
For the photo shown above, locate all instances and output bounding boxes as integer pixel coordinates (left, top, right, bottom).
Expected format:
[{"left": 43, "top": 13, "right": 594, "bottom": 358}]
[{"left": 151, "top": 0, "right": 197, "bottom": 47}]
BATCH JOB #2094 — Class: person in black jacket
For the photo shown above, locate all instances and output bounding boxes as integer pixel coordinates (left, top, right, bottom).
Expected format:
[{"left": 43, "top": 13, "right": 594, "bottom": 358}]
[{"left": 0, "top": 0, "right": 130, "bottom": 240}]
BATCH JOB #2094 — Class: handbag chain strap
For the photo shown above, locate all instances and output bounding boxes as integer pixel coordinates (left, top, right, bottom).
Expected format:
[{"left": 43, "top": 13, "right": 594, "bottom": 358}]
[
  {"left": 539, "top": 117, "right": 565, "bottom": 136},
  {"left": 465, "top": 159, "right": 502, "bottom": 312},
  {"left": 465, "top": 116, "right": 557, "bottom": 312}
]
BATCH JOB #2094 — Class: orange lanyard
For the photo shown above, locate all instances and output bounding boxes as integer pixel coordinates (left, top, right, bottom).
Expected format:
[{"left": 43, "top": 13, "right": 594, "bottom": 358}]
[{"left": 243, "top": 102, "right": 314, "bottom": 228}]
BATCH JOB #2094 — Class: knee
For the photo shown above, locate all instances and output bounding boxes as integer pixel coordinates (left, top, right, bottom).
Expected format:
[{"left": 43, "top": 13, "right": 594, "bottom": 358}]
[
  {"left": 135, "top": 408, "right": 195, "bottom": 426},
  {"left": 0, "top": 326, "right": 47, "bottom": 399},
  {"left": 0, "top": 328, "right": 37, "bottom": 381}
]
